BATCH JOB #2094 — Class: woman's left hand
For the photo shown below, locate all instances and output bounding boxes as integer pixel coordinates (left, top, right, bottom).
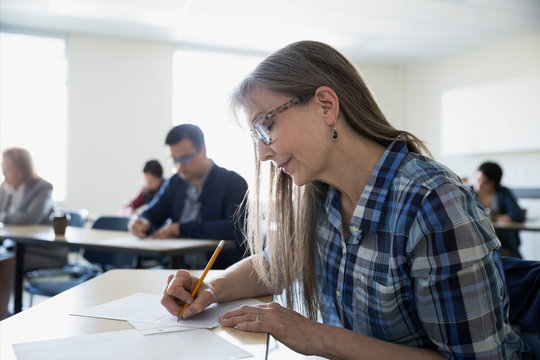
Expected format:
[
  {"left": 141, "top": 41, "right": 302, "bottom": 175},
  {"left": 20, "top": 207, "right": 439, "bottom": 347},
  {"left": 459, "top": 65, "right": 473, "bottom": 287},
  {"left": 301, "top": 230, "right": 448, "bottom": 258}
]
[{"left": 219, "top": 302, "right": 319, "bottom": 356}]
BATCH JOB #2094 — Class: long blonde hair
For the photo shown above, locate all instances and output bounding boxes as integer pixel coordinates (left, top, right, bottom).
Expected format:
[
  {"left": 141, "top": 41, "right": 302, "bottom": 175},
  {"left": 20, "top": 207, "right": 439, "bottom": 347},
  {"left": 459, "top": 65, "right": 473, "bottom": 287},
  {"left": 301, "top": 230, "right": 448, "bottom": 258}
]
[
  {"left": 230, "top": 41, "right": 429, "bottom": 320},
  {"left": 2, "top": 147, "right": 37, "bottom": 183}
]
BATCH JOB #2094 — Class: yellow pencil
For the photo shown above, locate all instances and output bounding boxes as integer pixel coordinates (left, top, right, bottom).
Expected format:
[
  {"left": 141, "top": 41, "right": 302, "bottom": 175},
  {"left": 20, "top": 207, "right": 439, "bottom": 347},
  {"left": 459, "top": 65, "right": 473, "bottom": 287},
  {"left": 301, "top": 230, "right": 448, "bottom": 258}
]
[{"left": 177, "top": 240, "right": 225, "bottom": 321}]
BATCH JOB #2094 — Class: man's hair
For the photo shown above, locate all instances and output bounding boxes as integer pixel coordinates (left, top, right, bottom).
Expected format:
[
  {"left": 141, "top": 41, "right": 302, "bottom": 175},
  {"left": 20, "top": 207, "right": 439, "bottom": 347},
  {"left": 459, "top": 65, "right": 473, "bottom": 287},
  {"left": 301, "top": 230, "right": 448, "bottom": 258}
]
[
  {"left": 165, "top": 124, "right": 205, "bottom": 151},
  {"left": 143, "top": 159, "right": 163, "bottom": 178}
]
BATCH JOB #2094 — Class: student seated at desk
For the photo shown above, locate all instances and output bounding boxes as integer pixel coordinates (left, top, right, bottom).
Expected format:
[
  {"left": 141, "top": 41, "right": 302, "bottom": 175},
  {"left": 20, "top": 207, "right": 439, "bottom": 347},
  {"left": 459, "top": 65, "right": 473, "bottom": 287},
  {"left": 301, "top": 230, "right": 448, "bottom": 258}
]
[
  {"left": 129, "top": 124, "right": 248, "bottom": 269},
  {"left": 0, "top": 147, "right": 67, "bottom": 320},
  {"left": 122, "top": 159, "right": 166, "bottom": 215},
  {"left": 162, "top": 41, "right": 535, "bottom": 359},
  {"left": 473, "top": 161, "right": 525, "bottom": 258}
]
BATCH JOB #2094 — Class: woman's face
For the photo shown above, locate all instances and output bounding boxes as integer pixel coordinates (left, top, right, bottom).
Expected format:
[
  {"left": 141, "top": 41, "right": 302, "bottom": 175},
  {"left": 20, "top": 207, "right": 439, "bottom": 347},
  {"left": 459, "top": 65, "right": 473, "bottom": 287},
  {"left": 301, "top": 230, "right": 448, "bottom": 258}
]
[
  {"left": 144, "top": 173, "right": 162, "bottom": 192},
  {"left": 473, "top": 171, "right": 494, "bottom": 194},
  {"left": 1, "top": 157, "right": 24, "bottom": 189},
  {"left": 247, "top": 87, "right": 334, "bottom": 186}
]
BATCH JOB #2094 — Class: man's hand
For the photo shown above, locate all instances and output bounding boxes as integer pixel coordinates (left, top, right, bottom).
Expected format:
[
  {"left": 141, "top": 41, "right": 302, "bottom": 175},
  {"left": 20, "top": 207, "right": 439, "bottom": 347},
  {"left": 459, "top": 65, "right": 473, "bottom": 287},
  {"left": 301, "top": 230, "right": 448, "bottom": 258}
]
[
  {"left": 152, "top": 222, "right": 181, "bottom": 239},
  {"left": 129, "top": 217, "right": 151, "bottom": 238}
]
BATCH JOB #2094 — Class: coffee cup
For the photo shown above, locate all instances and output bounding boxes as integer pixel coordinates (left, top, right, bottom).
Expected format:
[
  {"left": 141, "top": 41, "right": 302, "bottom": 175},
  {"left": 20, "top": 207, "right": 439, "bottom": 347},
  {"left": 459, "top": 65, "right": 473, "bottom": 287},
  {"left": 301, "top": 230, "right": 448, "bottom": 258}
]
[{"left": 50, "top": 212, "right": 71, "bottom": 237}]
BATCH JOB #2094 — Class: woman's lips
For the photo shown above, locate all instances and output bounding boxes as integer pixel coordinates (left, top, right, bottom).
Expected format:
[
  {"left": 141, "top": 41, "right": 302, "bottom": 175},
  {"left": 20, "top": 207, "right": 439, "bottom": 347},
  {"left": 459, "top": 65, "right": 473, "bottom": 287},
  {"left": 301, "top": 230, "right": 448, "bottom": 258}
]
[{"left": 279, "top": 159, "right": 291, "bottom": 173}]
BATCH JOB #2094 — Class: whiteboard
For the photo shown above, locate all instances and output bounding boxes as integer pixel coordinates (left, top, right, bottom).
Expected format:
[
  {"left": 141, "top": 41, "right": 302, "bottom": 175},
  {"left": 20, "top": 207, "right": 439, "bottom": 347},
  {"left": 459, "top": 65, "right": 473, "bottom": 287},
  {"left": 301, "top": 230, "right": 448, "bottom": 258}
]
[{"left": 440, "top": 76, "right": 540, "bottom": 155}]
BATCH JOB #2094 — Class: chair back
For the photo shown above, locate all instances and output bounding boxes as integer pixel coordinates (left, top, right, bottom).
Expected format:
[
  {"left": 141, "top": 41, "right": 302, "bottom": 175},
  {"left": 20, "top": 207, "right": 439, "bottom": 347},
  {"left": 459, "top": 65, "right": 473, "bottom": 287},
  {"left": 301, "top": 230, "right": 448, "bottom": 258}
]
[
  {"left": 92, "top": 216, "right": 130, "bottom": 231},
  {"left": 84, "top": 216, "right": 135, "bottom": 270},
  {"left": 65, "top": 209, "right": 89, "bottom": 228}
]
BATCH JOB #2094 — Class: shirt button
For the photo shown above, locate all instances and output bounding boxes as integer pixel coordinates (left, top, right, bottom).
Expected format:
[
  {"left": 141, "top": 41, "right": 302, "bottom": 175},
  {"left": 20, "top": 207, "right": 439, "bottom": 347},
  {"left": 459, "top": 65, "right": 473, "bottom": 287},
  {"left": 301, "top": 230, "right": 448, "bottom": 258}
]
[
  {"left": 342, "top": 247, "right": 346, "bottom": 256},
  {"left": 336, "top": 289, "right": 341, "bottom": 298},
  {"left": 352, "top": 225, "right": 359, "bottom": 232}
]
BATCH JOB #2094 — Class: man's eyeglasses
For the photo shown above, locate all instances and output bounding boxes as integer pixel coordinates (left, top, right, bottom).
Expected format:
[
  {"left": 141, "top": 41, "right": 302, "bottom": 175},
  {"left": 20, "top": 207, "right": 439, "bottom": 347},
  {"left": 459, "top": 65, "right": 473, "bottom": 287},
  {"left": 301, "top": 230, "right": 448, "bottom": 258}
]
[
  {"left": 171, "top": 153, "right": 196, "bottom": 165},
  {"left": 251, "top": 93, "right": 311, "bottom": 145}
]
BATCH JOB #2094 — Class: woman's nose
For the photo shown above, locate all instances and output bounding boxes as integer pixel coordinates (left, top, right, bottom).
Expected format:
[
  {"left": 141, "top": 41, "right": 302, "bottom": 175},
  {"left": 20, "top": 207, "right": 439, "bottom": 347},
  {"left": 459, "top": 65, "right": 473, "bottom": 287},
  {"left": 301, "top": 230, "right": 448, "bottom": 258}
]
[{"left": 257, "top": 139, "right": 274, "bottom": 162}]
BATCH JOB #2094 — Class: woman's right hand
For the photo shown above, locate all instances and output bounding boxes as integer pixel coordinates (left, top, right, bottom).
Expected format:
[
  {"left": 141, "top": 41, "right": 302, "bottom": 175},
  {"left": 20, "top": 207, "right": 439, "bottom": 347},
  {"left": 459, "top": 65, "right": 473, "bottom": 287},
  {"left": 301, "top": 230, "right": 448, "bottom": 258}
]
[{"left": 161, "top": 270, "right": 216, "bottom": 318}]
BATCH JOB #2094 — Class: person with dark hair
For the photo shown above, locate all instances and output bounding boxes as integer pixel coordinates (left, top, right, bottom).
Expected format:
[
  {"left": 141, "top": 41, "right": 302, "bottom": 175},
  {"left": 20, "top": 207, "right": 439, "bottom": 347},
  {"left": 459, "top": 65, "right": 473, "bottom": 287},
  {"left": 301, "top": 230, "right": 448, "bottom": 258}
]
[
  {"left": 129, "top": 124, "right": 248, "bottom": 269},
  {"left": 161, "top": 41, "right": 534, "bottom": 359},
  {"left": 474, "top": 161, "right": 525, "bottom": 258},
  {"left": 0, "top": 147, "right": 66, "bottom": 320},
  {"left": 123, "top": 159, "right": 166, "bottom": 215}
]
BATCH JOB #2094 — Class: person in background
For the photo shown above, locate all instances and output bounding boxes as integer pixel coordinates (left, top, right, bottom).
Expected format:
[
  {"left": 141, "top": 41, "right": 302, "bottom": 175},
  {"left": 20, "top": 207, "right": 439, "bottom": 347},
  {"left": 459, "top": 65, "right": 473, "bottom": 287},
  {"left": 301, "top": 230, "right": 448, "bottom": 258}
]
[
  {"left": 123, "top": 159, "right": 166, "bottom": 215},
  {"left": 473, "top": 161, "right": 525, "bottom": 258},
  {"left": 161, "top": 41, "right": 534, "bottom": 359},
  {"left": 0, "top": 147, "right": 67, "bottom": 320},
  {"left": 129, "top": 124, "right": 248, "bottom": 269}
]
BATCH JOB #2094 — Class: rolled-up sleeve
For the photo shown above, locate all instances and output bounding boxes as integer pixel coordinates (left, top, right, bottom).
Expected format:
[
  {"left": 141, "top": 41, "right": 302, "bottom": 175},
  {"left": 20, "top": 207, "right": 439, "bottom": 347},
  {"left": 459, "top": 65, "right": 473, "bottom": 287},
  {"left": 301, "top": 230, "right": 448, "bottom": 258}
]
[{"left": 409, "top": 183, "right": 525, "bottom": 359}]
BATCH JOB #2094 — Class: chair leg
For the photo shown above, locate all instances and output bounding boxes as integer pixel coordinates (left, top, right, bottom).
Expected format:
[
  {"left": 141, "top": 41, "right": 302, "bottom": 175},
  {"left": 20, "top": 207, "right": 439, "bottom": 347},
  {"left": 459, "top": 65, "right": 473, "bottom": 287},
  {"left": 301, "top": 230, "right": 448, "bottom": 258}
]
[{"left": 0, "top": 254, "right": 15, "bottom": 319}]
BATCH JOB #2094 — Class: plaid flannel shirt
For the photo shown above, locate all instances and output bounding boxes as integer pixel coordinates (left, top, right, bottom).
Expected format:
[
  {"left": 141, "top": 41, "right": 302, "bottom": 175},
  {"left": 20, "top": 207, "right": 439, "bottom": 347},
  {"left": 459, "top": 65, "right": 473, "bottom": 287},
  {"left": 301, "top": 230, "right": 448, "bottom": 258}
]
[{"left": 315, "top": 137, "right": 530, "bottom": 359}]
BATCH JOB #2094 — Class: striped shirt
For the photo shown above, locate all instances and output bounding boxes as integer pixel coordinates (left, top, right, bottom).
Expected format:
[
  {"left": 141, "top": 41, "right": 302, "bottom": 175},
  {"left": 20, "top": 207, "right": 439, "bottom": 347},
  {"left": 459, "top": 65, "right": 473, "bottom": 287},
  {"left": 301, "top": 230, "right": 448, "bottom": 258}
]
[{"left": 315, "top": 138, "right": 531, "bottom": 359}]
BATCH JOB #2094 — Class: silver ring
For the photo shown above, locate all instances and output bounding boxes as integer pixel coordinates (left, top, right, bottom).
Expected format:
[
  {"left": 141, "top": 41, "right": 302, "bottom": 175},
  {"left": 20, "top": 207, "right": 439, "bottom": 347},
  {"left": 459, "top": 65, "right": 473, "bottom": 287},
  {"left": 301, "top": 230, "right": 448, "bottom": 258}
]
[{"left": 255, "top": 313, "right": 260, "bottom": 322}]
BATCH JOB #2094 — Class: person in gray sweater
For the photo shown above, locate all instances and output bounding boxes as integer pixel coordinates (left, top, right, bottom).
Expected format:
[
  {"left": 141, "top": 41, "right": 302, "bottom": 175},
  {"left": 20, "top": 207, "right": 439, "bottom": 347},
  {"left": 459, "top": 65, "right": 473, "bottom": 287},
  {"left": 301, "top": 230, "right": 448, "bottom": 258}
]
[{"left": 0, "top": 147, "right": 66, "bottom": 319}]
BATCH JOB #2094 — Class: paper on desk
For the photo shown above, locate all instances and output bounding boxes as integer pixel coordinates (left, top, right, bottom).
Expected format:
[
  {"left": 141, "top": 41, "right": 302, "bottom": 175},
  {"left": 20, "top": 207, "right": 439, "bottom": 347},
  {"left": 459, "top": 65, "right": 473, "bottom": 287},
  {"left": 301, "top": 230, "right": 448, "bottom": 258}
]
[
  {"left": 13, "top": 328, "right": 253, "bottom": 360},
  {"left": 72, "top": 292, "right": 262, "bottom": 330},
  {"left": 127, "top": 320, "right": 200, "bottom": 335}
]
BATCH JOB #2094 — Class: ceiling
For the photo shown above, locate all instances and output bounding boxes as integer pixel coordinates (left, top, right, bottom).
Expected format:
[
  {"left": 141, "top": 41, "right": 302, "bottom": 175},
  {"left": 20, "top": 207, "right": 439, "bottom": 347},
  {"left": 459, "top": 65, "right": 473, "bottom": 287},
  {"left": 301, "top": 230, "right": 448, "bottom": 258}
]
[{"left": 2, "top": 0, "right": 540, "bottom": 64}]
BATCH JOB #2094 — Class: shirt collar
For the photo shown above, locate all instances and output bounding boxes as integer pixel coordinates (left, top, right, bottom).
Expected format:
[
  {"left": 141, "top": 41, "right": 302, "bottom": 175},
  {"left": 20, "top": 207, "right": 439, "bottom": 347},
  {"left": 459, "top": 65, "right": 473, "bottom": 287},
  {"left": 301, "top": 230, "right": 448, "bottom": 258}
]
[
  {"left": 4, "top": 182, "right": 25, "bottom": 196},
  {"left": 199, "top": 160, "right": 213, "bottom": 188},
  {"left": 353, "top": 136, "right": 409, "bottom": 233},
  {"left": 187, "top": 160, "right": 213, "bottom": 192},
  {"left": 325, "top": 135, "right": 409, "bottom": 235}
]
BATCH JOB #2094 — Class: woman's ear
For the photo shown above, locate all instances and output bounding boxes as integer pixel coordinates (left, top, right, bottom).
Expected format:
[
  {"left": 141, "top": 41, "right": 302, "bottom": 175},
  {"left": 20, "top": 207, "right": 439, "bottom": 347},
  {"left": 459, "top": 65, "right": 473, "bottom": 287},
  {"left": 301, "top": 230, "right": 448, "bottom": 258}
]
[{"left": 314, "top": 86, "right": 339, "bottom": 125}]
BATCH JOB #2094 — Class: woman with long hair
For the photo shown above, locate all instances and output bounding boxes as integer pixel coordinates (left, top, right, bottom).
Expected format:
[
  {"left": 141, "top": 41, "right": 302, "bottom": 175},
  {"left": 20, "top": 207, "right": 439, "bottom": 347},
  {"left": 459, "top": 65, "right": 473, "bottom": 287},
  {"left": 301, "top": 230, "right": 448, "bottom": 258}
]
[{"left": 161, "top": 41, "right": 533, "bottom": 359}]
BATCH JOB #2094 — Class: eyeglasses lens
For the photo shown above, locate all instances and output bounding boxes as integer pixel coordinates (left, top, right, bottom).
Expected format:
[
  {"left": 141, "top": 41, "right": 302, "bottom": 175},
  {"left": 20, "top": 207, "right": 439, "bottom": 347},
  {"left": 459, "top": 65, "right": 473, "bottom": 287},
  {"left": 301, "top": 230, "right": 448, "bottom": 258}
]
[
  {"left": 254, "top": 122, "right": 271, "bottom": 145},
  {"left": 173, "top": 154, "right": 195, "bottom": 165}
]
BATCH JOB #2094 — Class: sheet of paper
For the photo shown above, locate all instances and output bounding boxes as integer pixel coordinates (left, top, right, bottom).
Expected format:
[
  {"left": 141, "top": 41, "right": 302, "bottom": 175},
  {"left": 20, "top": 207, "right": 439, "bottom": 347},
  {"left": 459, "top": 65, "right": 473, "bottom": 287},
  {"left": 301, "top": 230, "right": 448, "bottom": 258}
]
[
  {"left": 127, "top": 320, "right": 199, "bottom": 335},
  {"left": 72, "top": 293, "right": 262, "bottom": 329},
  {"left": 13, "top": 328, "right": 253, "bottom": 360}
]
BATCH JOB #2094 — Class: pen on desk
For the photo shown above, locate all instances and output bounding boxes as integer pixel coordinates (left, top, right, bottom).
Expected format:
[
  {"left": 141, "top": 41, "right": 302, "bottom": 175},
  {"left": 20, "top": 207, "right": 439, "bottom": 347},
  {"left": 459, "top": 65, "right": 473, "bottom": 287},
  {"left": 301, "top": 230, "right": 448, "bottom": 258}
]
[{"left": 177, "top": 240, "right": 225, "bottom": 321}]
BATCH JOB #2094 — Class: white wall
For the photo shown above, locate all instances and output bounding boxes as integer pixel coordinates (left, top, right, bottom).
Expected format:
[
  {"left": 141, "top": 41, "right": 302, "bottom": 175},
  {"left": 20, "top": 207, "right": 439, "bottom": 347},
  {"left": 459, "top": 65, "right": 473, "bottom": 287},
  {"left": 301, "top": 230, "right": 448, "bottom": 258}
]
[
  {"left": 358, "top": 64, "right": 406, "bottom": 130},
  {"left": 63, "top": 34, "right": 174, "bottom": 216},
  {"left": 404, "top": 32, "right": 540, "bottom": 186},
  {"left": 404, "top": 32, "right": 540, "bottom": 260}
]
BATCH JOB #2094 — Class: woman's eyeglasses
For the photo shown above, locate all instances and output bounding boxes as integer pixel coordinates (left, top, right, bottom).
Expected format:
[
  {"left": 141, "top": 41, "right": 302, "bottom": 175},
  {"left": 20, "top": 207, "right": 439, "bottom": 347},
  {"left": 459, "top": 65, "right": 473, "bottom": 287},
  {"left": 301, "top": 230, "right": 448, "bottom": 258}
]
[{"left": 251, "top": 93, "right": 311, "bottom": 145}]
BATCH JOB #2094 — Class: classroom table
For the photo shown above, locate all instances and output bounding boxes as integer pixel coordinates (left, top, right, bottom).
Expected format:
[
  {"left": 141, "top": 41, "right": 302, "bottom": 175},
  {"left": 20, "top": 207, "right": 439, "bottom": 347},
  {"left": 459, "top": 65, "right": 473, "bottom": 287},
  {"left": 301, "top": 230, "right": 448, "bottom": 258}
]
[
  {"left": 0, "top": 269, "right": 311, "bottom": 360},
  {"left": 0, "top": 224, "right": 234, "bottom": 314},
  {"left": 492, "top": 221, "right": 540, "bottom": 232}
]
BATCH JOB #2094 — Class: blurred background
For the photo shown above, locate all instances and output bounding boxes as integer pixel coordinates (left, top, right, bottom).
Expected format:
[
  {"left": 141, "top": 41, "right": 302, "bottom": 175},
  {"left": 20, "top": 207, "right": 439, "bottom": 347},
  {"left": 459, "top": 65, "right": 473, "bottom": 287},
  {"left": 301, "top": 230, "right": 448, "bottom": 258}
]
[{"left": 1, "top": 0, "right": 540, "bottom": 257}]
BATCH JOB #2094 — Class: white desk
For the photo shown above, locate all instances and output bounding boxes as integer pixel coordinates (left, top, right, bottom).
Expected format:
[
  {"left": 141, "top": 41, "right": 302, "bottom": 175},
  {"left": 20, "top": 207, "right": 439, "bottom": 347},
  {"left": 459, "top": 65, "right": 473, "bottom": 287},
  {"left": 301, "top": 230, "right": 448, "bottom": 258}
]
[
  {"left": 0, "top": 269, "right": 272, "bottom": 360},
  {"left": 492, "top": 221, "right": 540, "bottom": 232},
  {"left": 0, "top": 224, "right": 234, "bottom": 313}
]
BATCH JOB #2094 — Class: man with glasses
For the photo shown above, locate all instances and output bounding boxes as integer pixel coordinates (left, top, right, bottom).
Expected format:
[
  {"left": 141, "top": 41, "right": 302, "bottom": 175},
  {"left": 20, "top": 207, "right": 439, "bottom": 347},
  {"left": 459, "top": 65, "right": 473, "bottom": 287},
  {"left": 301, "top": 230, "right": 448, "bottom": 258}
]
[{"left": 129, "top": 124, "right": 248, "bottom": 268}]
